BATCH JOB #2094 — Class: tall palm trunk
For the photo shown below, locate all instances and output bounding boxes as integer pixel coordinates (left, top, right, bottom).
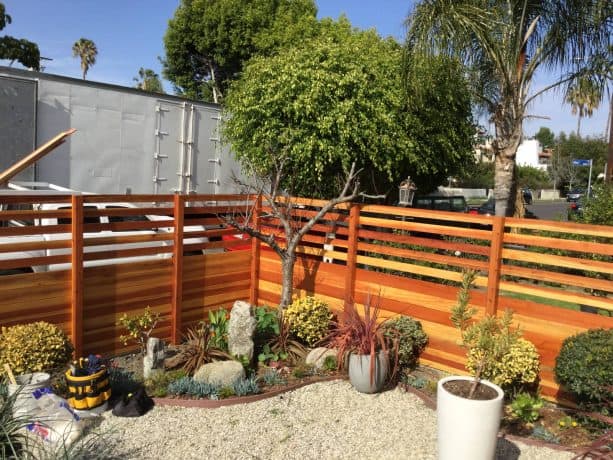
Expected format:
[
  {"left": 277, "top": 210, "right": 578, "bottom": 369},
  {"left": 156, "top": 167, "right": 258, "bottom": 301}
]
[{"left": 493, "top": 106, "right": 523, "bottom": 217}]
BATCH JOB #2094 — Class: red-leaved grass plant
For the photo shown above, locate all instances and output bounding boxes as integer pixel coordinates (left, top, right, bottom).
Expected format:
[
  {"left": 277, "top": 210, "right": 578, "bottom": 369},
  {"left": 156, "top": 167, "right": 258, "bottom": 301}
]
[{"left": 324, "top": 295, "right": 398, "bottom": 385}]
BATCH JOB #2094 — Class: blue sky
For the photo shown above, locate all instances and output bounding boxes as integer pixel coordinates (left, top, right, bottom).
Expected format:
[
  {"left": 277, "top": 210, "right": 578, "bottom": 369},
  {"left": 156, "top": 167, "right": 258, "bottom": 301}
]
[{"left": 1, "top": 0, "right": 609, "bottom": 138}]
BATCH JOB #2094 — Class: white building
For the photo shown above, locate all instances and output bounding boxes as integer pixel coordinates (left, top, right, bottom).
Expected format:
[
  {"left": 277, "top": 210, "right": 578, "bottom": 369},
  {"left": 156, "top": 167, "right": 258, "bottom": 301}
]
[{"left": 516, "top": 139, "right": 550, "bottom": 171}]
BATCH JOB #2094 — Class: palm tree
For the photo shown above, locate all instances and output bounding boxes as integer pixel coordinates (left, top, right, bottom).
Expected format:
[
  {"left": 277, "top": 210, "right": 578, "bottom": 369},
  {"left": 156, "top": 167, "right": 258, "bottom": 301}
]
[
  {"left": 565, "top": 77, "right": 601, "bottom": 137},
  {"left": 72, "top": 38, "right": 97, "bottom": 80},
  {"left": 406, "top": 0, "right": 611, "bottom": 216},
  {"left": 133, "top": 67, "right": 164, "bottom": 93}
]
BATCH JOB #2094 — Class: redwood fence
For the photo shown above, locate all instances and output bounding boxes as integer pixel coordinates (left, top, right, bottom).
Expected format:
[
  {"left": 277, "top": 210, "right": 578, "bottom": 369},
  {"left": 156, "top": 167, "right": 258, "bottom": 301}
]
[{"left": 0, "top": 193, "right": 611, "bottom": 400}]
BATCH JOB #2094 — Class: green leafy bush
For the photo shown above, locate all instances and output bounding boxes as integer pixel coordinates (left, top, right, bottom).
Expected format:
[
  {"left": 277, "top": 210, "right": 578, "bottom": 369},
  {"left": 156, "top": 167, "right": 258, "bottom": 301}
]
[
  {"left": 510, "top": 392, "right": 544, "bottom": 424},
  {"left": 0, "top": 321, "right": 74, "bottom": 374},
  {"left": 207, "top": 308, "right": 229, "bottom": 351},
  {"left": 554, "top": 328, "right": 613, "bottom": 414},
  {"left": 254, "top": 306, "right": 279, "bottom": 338},
  {"left": 467, "top": 337, "right": 540, "bottom": 391},
  {"left": 285, "top": 297, "right": 333, "bottom": 346},
  {"left": 382, "top": 316, "right": 428, "bottom": 370}
]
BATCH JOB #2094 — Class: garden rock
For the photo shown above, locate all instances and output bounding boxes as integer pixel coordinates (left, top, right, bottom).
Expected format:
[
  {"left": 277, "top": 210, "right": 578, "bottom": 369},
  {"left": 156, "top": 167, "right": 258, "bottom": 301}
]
[
  {"left": 193, "top": 361, "right": 245, "bottom": 387},
  {"left": 306, "top": 347, "right": 337, "bottom": 370},
  {"left": 228, "top": 300, "right": 256, "bottom": 360},
  {"left": 143, "top": 337, "right": 165, "bottom": 379}
]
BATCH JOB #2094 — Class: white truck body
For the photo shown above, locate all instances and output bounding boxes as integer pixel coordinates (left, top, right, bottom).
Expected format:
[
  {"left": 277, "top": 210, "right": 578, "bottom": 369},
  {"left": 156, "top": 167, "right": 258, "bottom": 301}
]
[{"left": 0, "top": 182, "right": 219, "bottom": 273}]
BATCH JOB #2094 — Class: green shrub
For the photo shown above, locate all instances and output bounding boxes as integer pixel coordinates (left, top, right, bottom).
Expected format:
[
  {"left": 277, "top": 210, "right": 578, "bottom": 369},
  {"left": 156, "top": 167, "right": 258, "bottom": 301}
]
[
  {"left": 0, "top": 321, "right": 74, "bottom": 375},
  {"left": 554, "top": 328, "right": 613, "bottom": 414},
  {"left": 510, "top": 392, "right": 544, "bottom": 424},
  {"left": 145, "top": 369, "right": 187, "bottom": 398},
  {"left": 322, "top": 355, "right": 337, "bottom": 372},
  {"left": 382, "top": 316, "right": 428, "bottom": 370},
  {"left": 254, "top": 306, "right": 279, "bottom": 339},
  {"left": 467, "top": 337, "right": 540, "bottom": 391},
  {"left": 285, "top": 297, "right": 333, "bottom": 346},
  {"left": 117, "top": 306, "right": 161, "bottom": 355}
]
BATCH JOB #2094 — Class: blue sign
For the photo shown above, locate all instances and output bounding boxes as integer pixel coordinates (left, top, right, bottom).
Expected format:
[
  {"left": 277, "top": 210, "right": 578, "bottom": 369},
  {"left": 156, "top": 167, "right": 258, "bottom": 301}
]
[{"left": 572, "top": 159, "right": 591, "bottom": 166}]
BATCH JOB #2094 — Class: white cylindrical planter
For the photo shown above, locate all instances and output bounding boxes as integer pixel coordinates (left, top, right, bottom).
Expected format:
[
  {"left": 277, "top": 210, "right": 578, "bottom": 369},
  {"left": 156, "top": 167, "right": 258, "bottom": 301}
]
[
  {"left": 348, "top": 350, "right": 388, "bottom": 394},
  {"left": 437, "top": 375, "right": 504, "bottom": 460}
]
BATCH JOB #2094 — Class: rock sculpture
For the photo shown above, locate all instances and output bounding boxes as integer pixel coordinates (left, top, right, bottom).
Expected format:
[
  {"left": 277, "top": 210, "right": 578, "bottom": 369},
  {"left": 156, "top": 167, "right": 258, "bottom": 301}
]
[
  {"left": 228, "top": 300, "right": 256, "bottom": 361},
  {"left": 193, "top": 361, "right": 245, "bottom": 387},
  {"left": 143, "top": 337, "right": 165, "bottom": 379}
]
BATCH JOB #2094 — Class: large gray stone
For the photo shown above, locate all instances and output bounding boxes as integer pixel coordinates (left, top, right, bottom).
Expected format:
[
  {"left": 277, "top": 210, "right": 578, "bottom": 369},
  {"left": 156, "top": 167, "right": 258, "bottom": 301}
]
[
  {"left": 143, "top": 337, "right": 165, "bottom": 379},
  {"left": 227, "top": 300, "right": 256, "bottom": 360},
  {"left": 306, "top": 347, "right": 337, "bottom": 370},
  {"left": 193, "top": 361, "right": 245, "bottom": 387}
]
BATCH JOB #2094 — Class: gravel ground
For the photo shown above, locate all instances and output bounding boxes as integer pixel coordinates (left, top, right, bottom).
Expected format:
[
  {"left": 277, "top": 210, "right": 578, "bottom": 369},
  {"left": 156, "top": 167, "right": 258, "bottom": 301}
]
[{"left": 86, "top": 380, "right": 573, "bottom": 460}]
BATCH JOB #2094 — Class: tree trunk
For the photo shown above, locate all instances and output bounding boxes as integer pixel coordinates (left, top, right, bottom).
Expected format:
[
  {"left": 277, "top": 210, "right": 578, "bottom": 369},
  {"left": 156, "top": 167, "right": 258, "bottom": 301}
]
[
  {"left": 577, "top": 115, "right": 582, "bottom": 138},
  {"left": 279, "top": 252, "right": 296, "bottom": 310},
  {"left": 606, "top": 94, "right": 613, "bottom": 183},
  {"left": 493, "top": 111, "right": 522, "bottom": 217},
  {"left": 494, "top": 153, "right": 516, "bottom": 217}
]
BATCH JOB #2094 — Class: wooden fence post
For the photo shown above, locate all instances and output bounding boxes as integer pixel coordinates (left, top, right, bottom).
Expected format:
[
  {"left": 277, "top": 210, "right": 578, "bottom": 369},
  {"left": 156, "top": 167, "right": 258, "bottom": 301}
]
[
  {"left": 70, "top": 195, "right": 84, "bottom": 357},
  {"left": 171, "top": 194, "right": 185, "bottom": 345},
  {"left": 344, "top": 204, "right": 360, "bottom": 313},
  {"left": 249, "top": 195, "right": 262, "bottom": 306},
  {"left": 486, "top": 216, "right": 505, "bottom": 315}
]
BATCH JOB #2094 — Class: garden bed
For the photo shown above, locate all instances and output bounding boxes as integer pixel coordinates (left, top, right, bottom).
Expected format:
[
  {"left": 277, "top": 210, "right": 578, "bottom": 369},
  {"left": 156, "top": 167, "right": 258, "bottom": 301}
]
[
  {"left": 103, "top": 351, "right": 608, "bottom": 455},
  {"left": 401, "top": 366, "right": 611, "bottom": 454}
]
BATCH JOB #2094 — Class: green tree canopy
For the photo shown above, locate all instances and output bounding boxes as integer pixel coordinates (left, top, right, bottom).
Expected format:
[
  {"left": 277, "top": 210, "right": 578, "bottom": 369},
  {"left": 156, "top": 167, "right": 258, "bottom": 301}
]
[
  {"left": 133, "top": 67, "right": 165, "bottom": 93},
  {"left": 534, "top": 127, "right": 555, "bottom": 149},
  {"left": 163, "top": 0, "right": 317, "bottom": 103},
  {"left": 0, "top": 2, "right": 40, "bottom": 70},
  {"left": 223, "top": 19, "right": 474, "bottom": 199}
]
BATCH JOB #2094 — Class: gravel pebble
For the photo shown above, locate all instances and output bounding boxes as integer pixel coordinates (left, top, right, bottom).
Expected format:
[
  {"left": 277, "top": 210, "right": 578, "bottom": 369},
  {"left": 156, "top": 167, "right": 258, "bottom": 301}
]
[{"left": 92, "top": 380, "right": 573, "bottom": 460}]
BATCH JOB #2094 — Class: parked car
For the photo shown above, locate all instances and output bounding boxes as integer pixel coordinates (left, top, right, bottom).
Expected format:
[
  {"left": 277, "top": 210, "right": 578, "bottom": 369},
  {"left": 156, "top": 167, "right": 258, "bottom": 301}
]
[
  {"left": 522, "top": 188, "right": 533, "bottom": 204},
  {"left": 410, "top": 195, "right": 469, "bottom": 213},
  {"left": 566, "top": 188, "right": 584, "bottom": 202},
  {"left": 470, "top": 197, "right": 495, "bottom": 216}
]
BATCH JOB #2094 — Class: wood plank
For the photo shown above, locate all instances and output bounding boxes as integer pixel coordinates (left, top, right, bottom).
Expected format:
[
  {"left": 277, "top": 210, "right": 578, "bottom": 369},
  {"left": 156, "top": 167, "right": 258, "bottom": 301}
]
[
  {"left": 0, "top": 128, "right": 76, "bottom": 184},
  {"left": 499, "top": 280, "right": 613, "bottom": 311},
  {"left": 504, "top": 217, "right": 613, "bottom": 238},
  {"left": 501, "top": 264, "right": 613, "bottom": 293},
  {"left": 504, "top": 232, "right": 613, "bottom": 256},
  {"left": 502, "top": 247, "right": 613, "bottom": 275},
  {"left": 71, "top": 196, "right": 84, "bottom": 357}
]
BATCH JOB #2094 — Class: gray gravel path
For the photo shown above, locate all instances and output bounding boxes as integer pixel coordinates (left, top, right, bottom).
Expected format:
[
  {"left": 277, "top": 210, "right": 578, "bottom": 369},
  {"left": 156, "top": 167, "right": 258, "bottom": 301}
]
[{"left": 95, "top": 380, "right": 573, "bottom": 460}]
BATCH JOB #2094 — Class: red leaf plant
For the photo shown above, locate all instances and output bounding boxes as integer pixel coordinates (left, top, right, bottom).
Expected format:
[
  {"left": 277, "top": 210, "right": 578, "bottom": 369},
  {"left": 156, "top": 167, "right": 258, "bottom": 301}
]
[{"left": 324, "top": 296, "right": 398, "bottom": 386}]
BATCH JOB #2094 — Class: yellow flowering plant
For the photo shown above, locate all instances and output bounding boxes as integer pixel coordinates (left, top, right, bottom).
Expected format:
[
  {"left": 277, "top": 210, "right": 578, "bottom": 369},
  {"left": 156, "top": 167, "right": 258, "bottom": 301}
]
[{"left": 117, "top": 306, "right": 161, "bottom": 355}]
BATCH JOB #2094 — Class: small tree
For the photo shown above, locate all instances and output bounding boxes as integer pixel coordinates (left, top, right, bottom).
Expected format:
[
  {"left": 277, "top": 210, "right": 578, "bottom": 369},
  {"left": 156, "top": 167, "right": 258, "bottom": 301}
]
[
  {"left": 221, "top": 160, "right": 365, "bottom": 310},
  {"left": 451, "top": 270, "right": 521, "bottom": 398}
]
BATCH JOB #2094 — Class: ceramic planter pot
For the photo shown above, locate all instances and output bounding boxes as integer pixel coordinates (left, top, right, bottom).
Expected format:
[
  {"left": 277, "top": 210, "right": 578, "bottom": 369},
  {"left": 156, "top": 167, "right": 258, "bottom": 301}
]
[
  {"left": 348, "top": 350, "right": 389, "bottom": 394},
  {"left": 437, "top": 375, "right": 504, "bottom": 460}
]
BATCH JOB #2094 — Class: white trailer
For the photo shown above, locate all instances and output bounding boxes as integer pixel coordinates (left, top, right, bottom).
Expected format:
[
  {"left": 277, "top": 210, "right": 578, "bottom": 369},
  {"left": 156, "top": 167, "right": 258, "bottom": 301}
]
[{"left": 0, "top": 66, "right": 243, "bottom": 195}]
